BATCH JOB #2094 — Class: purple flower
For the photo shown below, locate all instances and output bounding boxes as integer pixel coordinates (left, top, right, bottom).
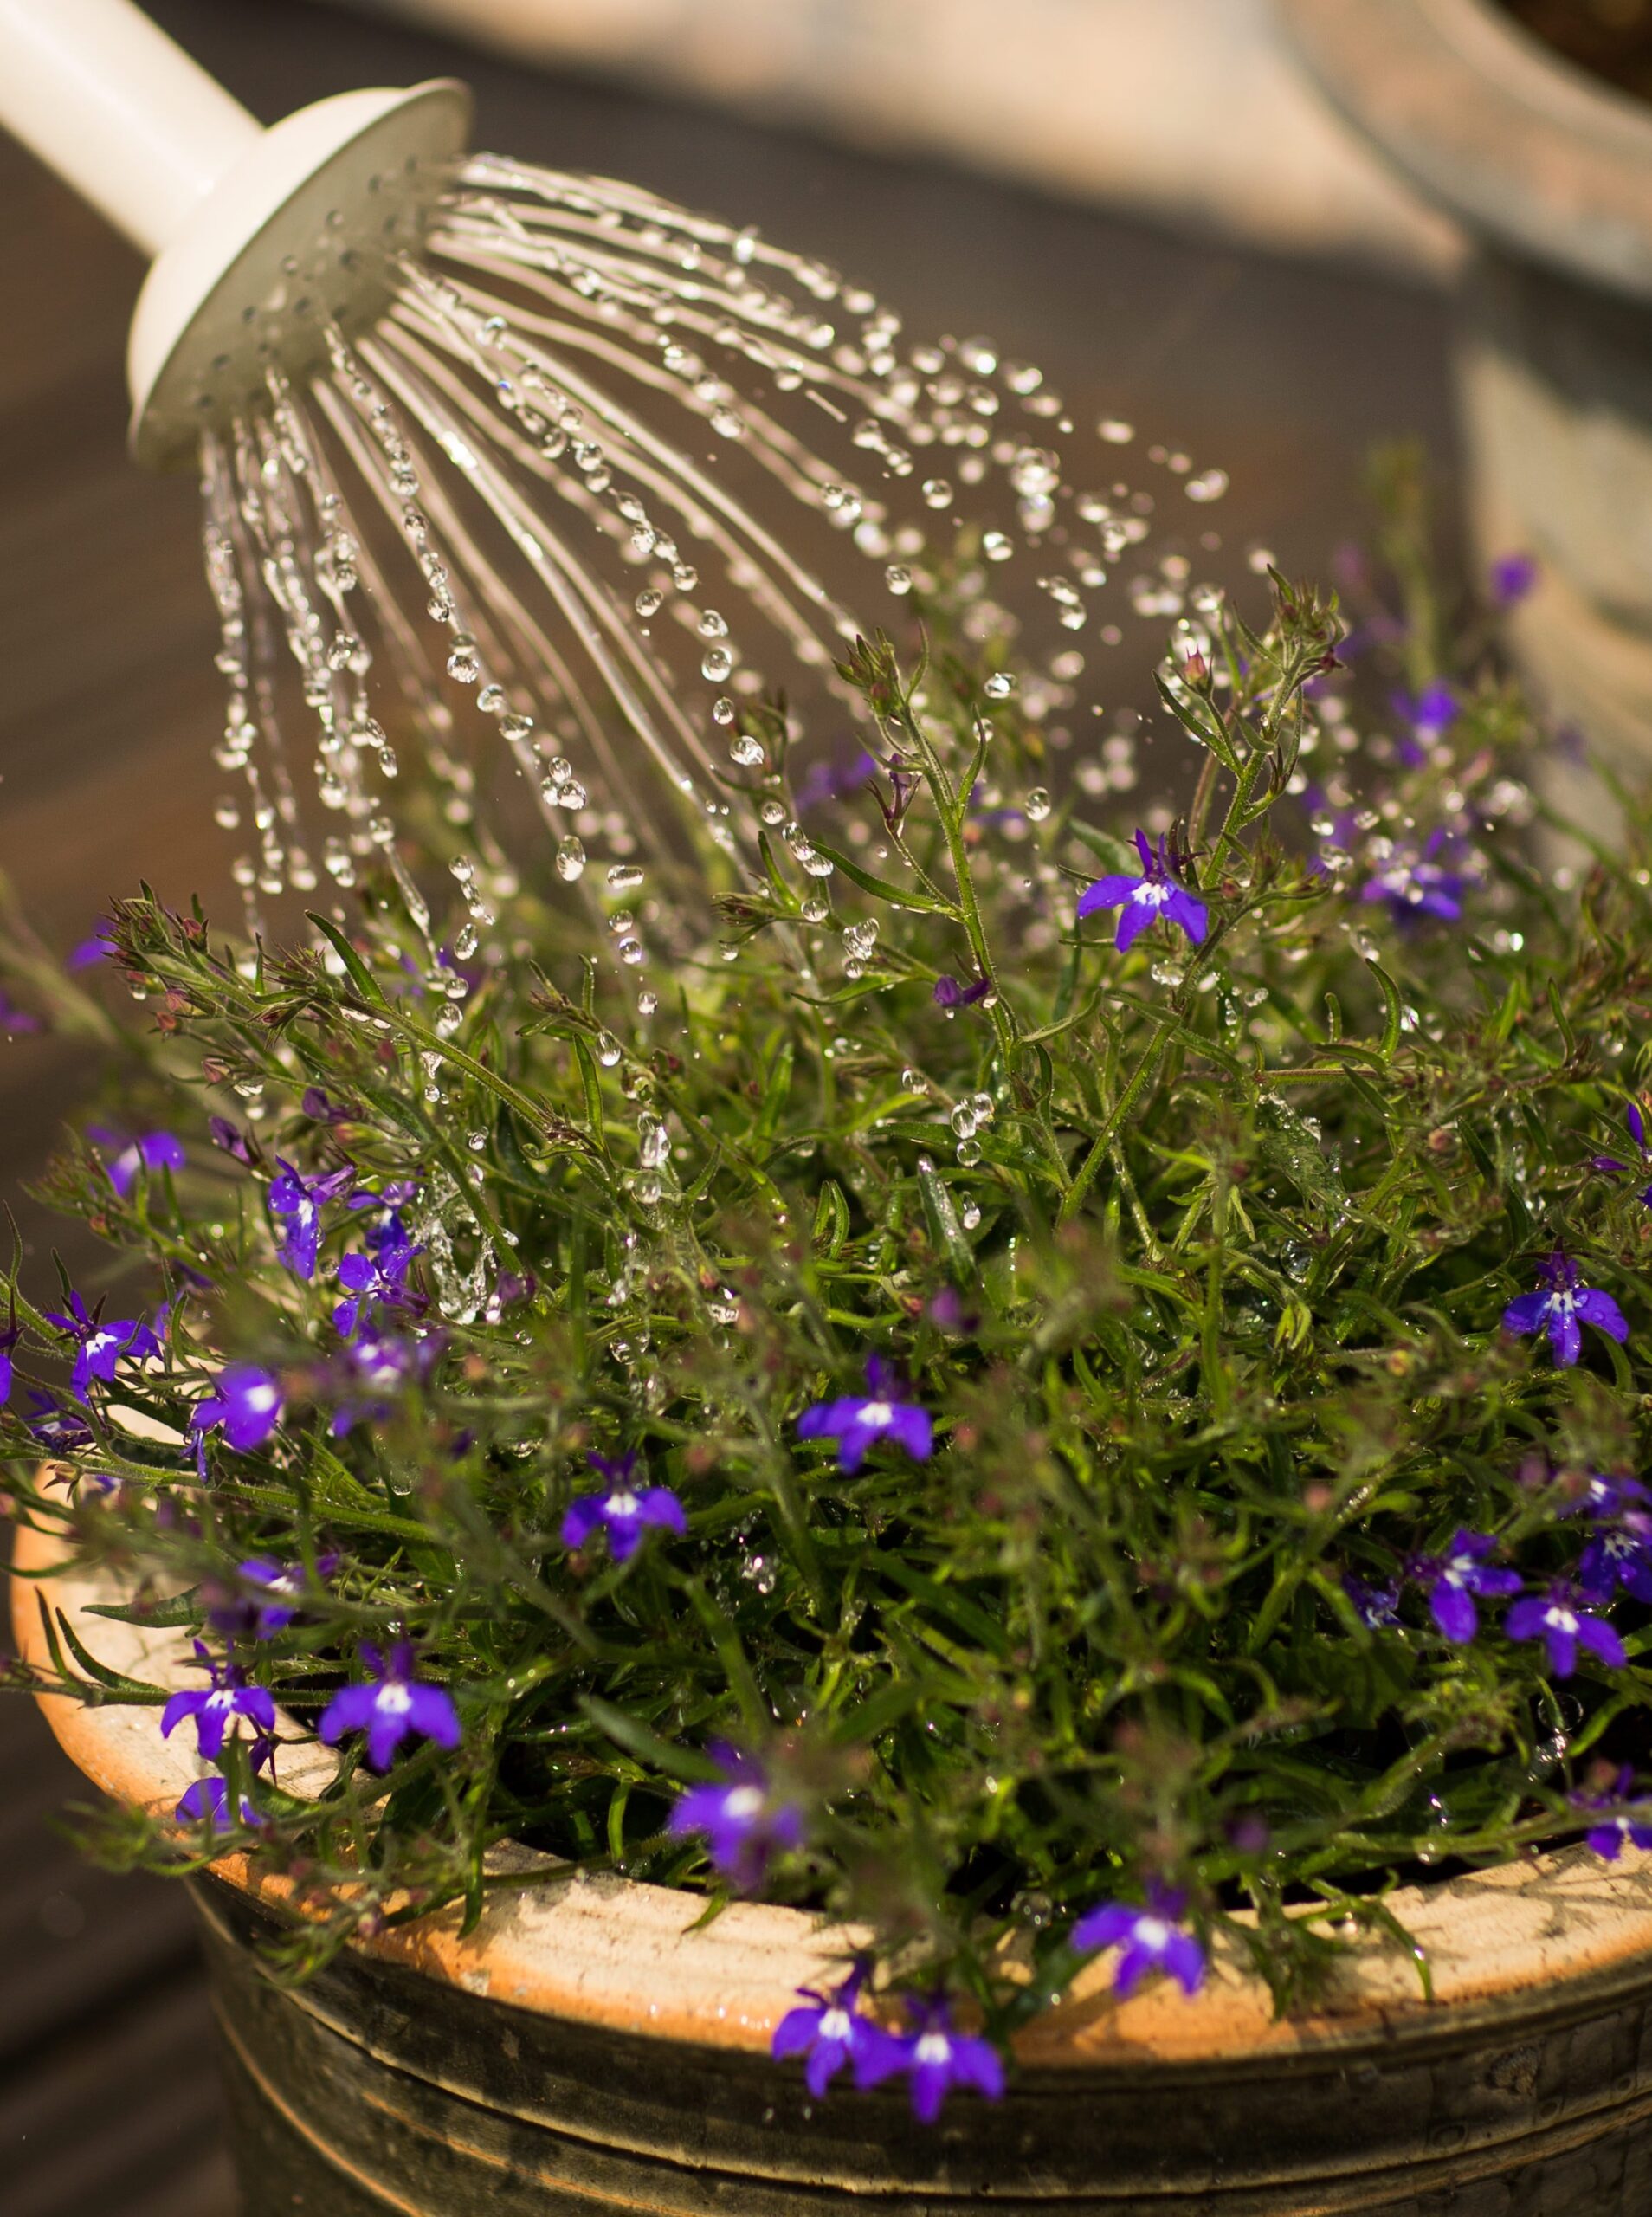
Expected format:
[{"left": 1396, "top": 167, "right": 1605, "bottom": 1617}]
[
  {"left": 1408, "top": 1529, "right": 1523, "bottom": 1643},
  {"left": 1391, "top": 683, "right": 1457, "bottom": 766},
  {"left": 332, "top": 1225, "right": 423, "bottom": 1339},
  {"left": 190, "top": 1365, "right": 283, "bottom": 1455},
  {"left": 771, "top": 1963, "right": 879, "bottom": 2097},
  {"left": 25, "top": 1389, "right": 92, "bottom": 1451},
  {"left": 1076, "top": 830, "right": 1207, "bottom": 953},
  {"left": 797, "top": 1354, "right": 933, "bottom": 1474},
  {"left": 105, "top": 1131, "right": 186, "bottom": 1200},
  {"left": 1070, "top": 1881, "right": 1205, "bottom": 1997},
  {"left": 209, "top": 1115, "right": 254, "bottom": 1164},
  {"left": 0, "top": 987, "right": 43, "bottom": 1034},
  {"left": 160, "top": 1641, "right": 277, "bottom": 1761},
  {"left": 933, "top": 973, "right": 991, "bottom": 1009},
  {"left": 1343, "top": 1572, "right": 1401, "bottom": 1628},
  {"left": 1503, "top": 1251, "right": 1629, "bottom": 1368},
  {"left": 1578, "top": 1509, "right": 1652, "bottom": 1605},
  {"left": 173, "top": 1777, "right": 258, "bottom": 1832},
  {"left": 795, "top": 750, "right": 878, "bottom": 813},
  {"left": 0, "top": 1306, "right": 18, "bottom": 1408},
  {"left": 854, "top": 1995, "right": 1004, "bottom": 2123},
  {"left": 42, "top": 1289, "right": 162, "bottom": 1400},
  {"left": 1359, "top": 828, "right": 1468, "bottom": 921},
  {"left": 561, "top": 1451, "right": 687, "bottom": 1562},
  {"left": 1571, "top": 1766, "right": 1652, "bottom": 1860},
  {"left": 268, "top": 1159, "right": 356, "bottom": 1280},
  {"left": 1490, "top": 552, "right": 1538, "bottom": 606},
  {"left": 318, "top": 1639, "right": 461, "bottom": 1772},
  {"left": 1505, "top": 1580, "right": 1625, "bottom": 1677},
  {"left": 326, "top": 1329, "right": 441, "bottom": 1435},
  {"left": 668, "top": 1742, "right": 807, "bottom": 1891},
  {"left": 235, "top": 1553, "right": 339, "bottom": 1639},
  {"left": 68, "top": 921, "right": 117, "bottom": 970},
  {"left": 1591, "top": 1102, "right": 1652, "bottom": 1206}
]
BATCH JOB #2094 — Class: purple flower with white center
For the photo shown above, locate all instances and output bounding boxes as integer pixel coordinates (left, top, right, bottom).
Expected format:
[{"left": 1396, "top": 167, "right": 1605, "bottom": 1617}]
[
  {"left": 332, "top": 1226, "right": 424, "bottom": 1339},
  {"left": 26, "top": 1389, "right": 91, "bottom": 1451},
  {"left": 1407, "top": 1529, "right": 1523, "bottom": 1644},
  {"left": 853, "top": 1995, "right": 1005, "bottom": 2123},
  {"left": 242, "top": 1555, "right": 326, "bottom": 1634},
  {"left": 561, "top": 1451, "right": 687, "bottom": 1563},
  {"left": 1571, "top": 1766, "right": 1652, "bottom": 1860},
  {"left": 1070, "top": 1881, "right": 1206, "bottom": 1997},
  {"left": 173, "top": 1778, "right": 259, "bottom": 1832},
  {"left": 1490, "top": 552, "right": 1538, "bottom": 606},
  {"left": 1076, "top": 830, "right": 1207, "bottom": 953},
  {"left": 1359, "top": 829, "right": 1468, "bottom": 922},
  {"left": 797, "top": 1354, "right": 933, "bottom": 1474},
  {"left": 1578, "top": 1509, "right": 1652, "bottom": 1605},
  {"left": 318, "top": 1640, "right": 461, "bottom": 1772},
  {"left": 268, "top": 1158, "right": 356, "bottom": 1280},
  {"left": 104, "top": 1131, "right": 186, "bottom": 1200},
  {"left": 771, "top": 1963, "right": 879, "bottom": 2097},
  {"left": 1503, "top": 1251, "right": 1629, "bottom": 1368},
  {"left": 326, "top": 1328, "right": 441, "bottom": 1436},
  {"left": 1591, "top": 1101, "right": 1652, "bottom": 1206},
  {"left": 190, "top": 1365, "right": 283, "bottom": 1456},
  {"left": 668, "top": 1741, "right": 807, "bottom": 1891},
  {"left": 932, "top": 973, "right": 991, "bottom": 1010},
  {"left": 235, "top": 1553, "right": 339, "bottom": 1639},
  {"left": 1567, "top": 1471, "right": 1652, "bottom": 1522},
  {"left": 42, "top": 1289, "right": 162, "bottom": 1400},
  {"left": 1505, "top": 1580, "right": 1626, "bottom": 1678},
  {"left": 160, "top": 1641, "right": 277, "bottom": 1761},
  {"left": 1343, "top": 1572, "right": 1401, "bottom": 1628}
]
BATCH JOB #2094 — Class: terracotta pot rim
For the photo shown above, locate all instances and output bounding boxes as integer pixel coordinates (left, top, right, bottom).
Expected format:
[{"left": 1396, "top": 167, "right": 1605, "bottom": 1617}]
[
  {"left": 13, "top": 1517, "right": 1652, "bottom": 2068},
  {"left": 1280, "top": 0, "right": 1652, "bottom": 300}
]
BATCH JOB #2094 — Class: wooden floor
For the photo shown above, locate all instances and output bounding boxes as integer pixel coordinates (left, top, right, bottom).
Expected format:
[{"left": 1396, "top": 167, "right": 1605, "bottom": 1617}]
[{"left": 0, "top": 3, "right": 1460, "bottom": 2210}]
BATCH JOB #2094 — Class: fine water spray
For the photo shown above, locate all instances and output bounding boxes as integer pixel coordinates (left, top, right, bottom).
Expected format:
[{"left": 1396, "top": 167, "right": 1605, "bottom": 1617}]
[{"left": 0, "top": 0, "right": 1223, "bottom": 977}]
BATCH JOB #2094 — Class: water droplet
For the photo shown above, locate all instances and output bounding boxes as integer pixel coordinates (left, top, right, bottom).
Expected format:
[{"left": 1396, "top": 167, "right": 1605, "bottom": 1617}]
[
  {"left": 467, "top": 1129, "right": 487, "bottom": 1152},
  {"left": 635, "top": 586, "right": 663, "bottom": 617},
  {"left": 637, "top": 990, "right": 658, "bottom": 1016},
  {"left": 555, "top": 836, "right": 586, "bottom": 881},
  {"left": 921, "top": 477, "right": 952, "bottom": 509},
  {"left": 606, "top": 863, "right": 645, "bottom": 891},
  {"left": 701, "top": 646, "right": 733, "bottom": 682},
  {"left": 597, "top": 1032, "right": 623, "bottom": 1067},
  {"left": 950, "top": 1104, "right": 978, "bottom": 1139},
  {"left": 1098, "top": 417, "right": 1134, "bottom": 443},
  {"left": 956, "top": 1138, "right": 982, "bottom": 1167},
  {"left": 696, "top": 609, "right": 729, "bottom": 639},
  {"left": 884, "top": 564, "right": 913, "bottom": 596},
  {"left": 1024, "top": 787, "right": 1051, "bottom": 822},
  {"left": 960, "top": 1201, "right": 982, "bottom": 1230},
  {"left": 446, "top": 633, "right": 480, "bottom": 683},
  {"left": 984, "top": 672, "right": 1015, "bottom": 701},
  {"left": 730, "top": 734, "right": 765, "bottom": 767},
  {"left": 983, "top": 530, "right": 1014, "bottom": 563}
]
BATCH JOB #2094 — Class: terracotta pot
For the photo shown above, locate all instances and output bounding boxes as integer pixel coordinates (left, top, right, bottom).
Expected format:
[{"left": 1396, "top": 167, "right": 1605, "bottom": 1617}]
[
  {"left": 15, "top": 1519, "right": 1652, "bottom": 2215},
  {"left": 1279, "top": 0, "right": 1652, "bottom": 824}
]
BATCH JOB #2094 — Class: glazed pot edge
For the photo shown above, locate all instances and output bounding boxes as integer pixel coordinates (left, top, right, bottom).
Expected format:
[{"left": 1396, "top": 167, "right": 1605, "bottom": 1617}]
[{"left": 13, "top": 1516, "right": 1652, "bottom": 2073}]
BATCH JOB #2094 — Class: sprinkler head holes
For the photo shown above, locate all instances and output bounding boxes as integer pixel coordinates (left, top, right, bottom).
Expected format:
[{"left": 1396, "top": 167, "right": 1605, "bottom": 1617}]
[{"left": 127, "top": 81, "right": 473, "bottom": 470}]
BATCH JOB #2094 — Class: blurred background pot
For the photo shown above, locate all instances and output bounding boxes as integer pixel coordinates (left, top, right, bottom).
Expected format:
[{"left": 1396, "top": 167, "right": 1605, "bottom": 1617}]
[
  {"left": 16, "top": 1522, "right": 1652, "bottom": 2215},
  {"left": 1280, "top": 0, "right": 1652, "bottom": 828}
]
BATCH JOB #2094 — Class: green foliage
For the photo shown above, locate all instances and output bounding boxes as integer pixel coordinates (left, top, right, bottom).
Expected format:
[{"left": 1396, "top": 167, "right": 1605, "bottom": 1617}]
[{"left": 5, "top": 467, "right": 1652, "bottom": 2034}]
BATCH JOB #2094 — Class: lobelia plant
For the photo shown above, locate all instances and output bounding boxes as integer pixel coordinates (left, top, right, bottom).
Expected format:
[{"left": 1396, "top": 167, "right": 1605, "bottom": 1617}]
[{"left": 5, "top": 457, "right": 1652, "bottom": 2125}]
